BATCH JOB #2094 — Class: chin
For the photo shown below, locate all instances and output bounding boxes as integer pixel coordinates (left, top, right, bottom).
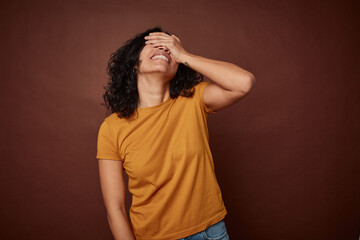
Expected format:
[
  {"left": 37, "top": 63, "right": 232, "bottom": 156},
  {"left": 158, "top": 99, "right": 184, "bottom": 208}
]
[{"left": 151, "top": 66, "right": 175, "bottom": 74}]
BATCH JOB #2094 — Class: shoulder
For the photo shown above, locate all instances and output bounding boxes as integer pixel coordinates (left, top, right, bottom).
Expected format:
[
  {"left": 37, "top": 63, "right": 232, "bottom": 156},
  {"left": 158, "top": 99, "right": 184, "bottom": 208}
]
[
  {"left": 104, "top": 112, "right": 120, "bottom": 122},
  {"left": 100, "top": 113, "right": 129, "bottom": 131},
  {"left": 192, "top": 81, "right": 211, "bottom": 94},
  {"left": 191, "top": 81, "right": 211, "bottom": 100},
  {"left": 193, "top": 81, "right": 211, "bottom": 90}
]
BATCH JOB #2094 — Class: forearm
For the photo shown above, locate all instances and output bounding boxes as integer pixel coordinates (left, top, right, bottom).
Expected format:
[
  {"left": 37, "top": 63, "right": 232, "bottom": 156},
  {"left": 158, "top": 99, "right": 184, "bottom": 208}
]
[
  {"left": 107, "top": 209, "right": 135, "bottom": 240},
  {"left": 181, "top": 52, "right": 255, "bottom": 93}
]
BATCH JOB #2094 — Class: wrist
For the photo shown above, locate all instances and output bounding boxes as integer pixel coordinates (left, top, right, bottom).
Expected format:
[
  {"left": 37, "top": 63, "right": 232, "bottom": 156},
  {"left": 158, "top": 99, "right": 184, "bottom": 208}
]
[{"left": 180, "top": 51, "right": 195, "bottom": 66}]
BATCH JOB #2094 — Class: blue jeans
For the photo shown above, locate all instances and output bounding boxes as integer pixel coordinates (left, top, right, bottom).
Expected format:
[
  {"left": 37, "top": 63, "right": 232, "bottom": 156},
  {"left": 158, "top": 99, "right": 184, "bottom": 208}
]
[{"left": 178, "top": 219, "right": 229, "bottom": 240}]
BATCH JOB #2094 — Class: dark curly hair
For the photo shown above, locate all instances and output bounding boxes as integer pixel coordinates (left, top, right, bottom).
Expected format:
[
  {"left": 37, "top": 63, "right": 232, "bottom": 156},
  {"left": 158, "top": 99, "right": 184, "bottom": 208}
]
[{"left": 101, "top": 26, "right": 204, "bottom": 119}]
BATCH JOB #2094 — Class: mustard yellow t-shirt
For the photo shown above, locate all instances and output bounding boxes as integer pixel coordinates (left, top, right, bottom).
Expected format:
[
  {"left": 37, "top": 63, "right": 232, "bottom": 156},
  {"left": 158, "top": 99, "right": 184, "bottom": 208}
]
[{"left": 96, "top": 81, "right": 227, "bottom": 240}]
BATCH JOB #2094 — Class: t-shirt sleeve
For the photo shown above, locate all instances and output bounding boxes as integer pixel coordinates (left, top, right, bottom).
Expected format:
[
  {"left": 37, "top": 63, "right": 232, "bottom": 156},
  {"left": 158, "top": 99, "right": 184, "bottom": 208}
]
[
  {"left": 195, "top": 81, "right": 217, "bottom": 115},
  {"left": 96, "top": 120, "right": 122, "bottom": 161}
]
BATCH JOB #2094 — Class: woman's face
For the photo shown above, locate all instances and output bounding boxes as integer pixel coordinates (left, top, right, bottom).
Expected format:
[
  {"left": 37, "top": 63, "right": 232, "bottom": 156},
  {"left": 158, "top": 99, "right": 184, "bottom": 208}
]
[{"left": 135, "top": 43, "right": 179, "bottom": 81}]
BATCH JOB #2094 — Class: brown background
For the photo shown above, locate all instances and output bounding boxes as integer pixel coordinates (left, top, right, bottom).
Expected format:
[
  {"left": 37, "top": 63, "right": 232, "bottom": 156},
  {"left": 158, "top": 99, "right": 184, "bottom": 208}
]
[{"left": 1, "top": 0, "right": 359, "bottom": 239}]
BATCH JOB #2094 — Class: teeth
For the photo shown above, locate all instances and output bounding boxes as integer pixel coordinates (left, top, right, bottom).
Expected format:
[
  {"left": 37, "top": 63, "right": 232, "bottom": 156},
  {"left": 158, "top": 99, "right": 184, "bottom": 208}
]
[{"left": 151, "top": 55, "right": 169, "bottom": 62}]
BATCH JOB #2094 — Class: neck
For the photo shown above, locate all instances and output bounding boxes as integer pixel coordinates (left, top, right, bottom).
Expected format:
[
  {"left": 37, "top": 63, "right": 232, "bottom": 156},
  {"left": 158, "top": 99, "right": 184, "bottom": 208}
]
[{"left": 137, "top": 74, "right": 171, "bottom": 108}]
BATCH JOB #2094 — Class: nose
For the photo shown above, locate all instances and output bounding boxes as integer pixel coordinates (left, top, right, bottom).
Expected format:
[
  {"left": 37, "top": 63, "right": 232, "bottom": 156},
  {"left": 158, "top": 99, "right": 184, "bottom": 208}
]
[{"left": 158, "top": 46, "right": 170, "bottom": 53}]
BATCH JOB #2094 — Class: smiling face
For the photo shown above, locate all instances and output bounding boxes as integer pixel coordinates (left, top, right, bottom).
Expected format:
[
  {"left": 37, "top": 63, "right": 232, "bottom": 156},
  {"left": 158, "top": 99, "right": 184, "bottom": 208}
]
[{"left": 135, "top": 44, "right": 179, "bottom": 81}]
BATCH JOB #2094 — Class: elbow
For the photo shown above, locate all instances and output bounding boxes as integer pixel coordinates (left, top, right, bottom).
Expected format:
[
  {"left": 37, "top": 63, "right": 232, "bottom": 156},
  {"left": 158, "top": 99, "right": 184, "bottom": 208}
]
[
  {"left": 106, "top": 205, "right": 127, "bottom": 216},
  {"left": 236, "top": 74, "right": 255, "bottom": 94},
  {"left": 249, "top": 72, "right": 255, "bottom": 84},
  {"left": 248, "top": 73, "right": 255, "bottom": 91}
]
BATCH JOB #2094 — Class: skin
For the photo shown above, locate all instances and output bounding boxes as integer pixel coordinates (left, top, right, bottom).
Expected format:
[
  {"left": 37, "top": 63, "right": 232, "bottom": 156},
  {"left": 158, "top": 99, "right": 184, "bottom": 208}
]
[
  {"left": 139, "top": 32, "right": 256, "bottom": 111},
  {"left": 134, "top": 39, "right": 179, "bottom": 108},
  {"left": 99, "top": 32, "right": 256, "bottom": 240},
  {"left": 98, "top": 159, "right": 135, "bottom": 240}
]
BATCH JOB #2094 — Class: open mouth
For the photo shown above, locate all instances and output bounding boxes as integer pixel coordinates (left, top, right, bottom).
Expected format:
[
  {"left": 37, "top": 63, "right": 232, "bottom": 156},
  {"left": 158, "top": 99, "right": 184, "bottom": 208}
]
[{"left": 150, "top": 54, "right": 170, "bottom": 63}]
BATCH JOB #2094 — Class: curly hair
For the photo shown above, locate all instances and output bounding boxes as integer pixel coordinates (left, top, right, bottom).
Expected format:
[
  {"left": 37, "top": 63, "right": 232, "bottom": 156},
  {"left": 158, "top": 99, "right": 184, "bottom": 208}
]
[{"left": 101, "top": 26, "right": 204, "bottom": 119}]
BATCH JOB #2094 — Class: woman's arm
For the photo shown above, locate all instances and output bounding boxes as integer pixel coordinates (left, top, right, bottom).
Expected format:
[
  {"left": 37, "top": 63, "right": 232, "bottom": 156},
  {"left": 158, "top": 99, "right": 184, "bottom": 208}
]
[
  {"left": 98, "top": 159, "right": 135, "bottom": 240},
  {"left": 144, "top": 32, "right": 255, "bottom": 113},
  {"left": 182, "top": 53, "right": 255, "bottom": 93},
  {"left": 180, "top": 53, "right": 255, "bottom": 113}
]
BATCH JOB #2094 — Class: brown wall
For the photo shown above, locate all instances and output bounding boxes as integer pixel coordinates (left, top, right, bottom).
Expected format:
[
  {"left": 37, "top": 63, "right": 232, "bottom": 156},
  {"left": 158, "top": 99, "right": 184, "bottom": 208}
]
[{"left": 1, "top": 0, "right": 359, "bottom": 239}]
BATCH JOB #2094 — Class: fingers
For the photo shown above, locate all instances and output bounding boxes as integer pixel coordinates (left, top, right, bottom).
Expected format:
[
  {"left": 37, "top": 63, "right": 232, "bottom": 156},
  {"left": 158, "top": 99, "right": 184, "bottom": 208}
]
[
  {"left": 144, "top": 32, "right": 181, "bottom": 55},
  {"left": 145, "top": 40, "right": 172, "bottom": 47},
  {"left": 147, "top": 32, "right": 170, "bottom": 39},
  {"left": 149, "top": 32, "right": 168, "bottom": 36},
  {"left": 145, "top": 32, "right": 181, "bottom": 43},
  {"left": 171, "top": 34, "right": 181, "bottom": 43},
  {"left": 145, "top": 35, "right": 171, "bottom": 42}
]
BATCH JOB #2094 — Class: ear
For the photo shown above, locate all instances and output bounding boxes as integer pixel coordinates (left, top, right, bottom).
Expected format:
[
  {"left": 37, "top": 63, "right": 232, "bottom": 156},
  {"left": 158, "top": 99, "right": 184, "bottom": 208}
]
[{"left": 134, "top": 58, "right": 142, "bottom": 69}]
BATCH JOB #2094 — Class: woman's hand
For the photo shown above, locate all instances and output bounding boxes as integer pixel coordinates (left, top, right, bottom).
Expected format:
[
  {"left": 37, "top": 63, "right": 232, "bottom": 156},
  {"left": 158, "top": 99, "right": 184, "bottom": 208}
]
[{"left": 144, "top": 32, "right": 189, "bottom": 64}]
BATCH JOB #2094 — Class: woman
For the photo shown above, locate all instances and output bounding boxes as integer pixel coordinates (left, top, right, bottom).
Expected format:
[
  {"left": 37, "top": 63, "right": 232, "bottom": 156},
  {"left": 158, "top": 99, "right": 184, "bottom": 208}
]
[{"left": 96, "top": 26, "right": 255, "bottom": 240}]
